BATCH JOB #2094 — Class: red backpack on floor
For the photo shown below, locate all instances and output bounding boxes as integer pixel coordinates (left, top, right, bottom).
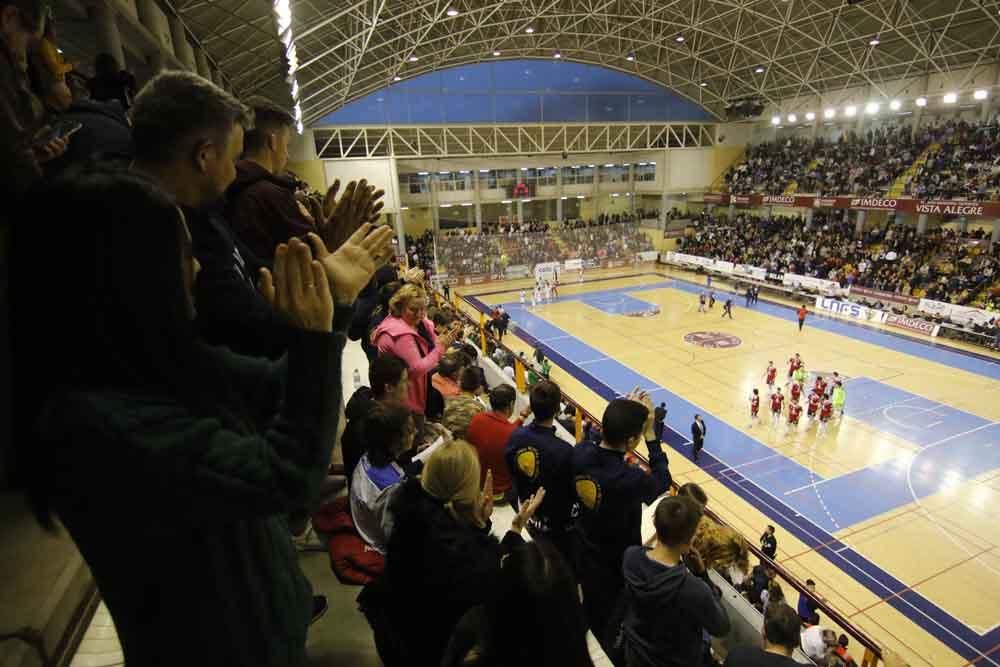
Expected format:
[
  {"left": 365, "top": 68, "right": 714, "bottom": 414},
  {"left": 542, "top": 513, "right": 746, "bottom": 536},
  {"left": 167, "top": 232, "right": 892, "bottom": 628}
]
[{"left": 312, "top": 496, "right": 385, "bottom": 585}]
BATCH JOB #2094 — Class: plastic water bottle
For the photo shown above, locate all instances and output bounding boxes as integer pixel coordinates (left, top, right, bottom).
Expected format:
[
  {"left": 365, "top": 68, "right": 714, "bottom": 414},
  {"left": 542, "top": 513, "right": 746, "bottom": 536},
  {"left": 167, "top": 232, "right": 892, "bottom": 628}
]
[{"left": 353, "top": 369, "right": 361, "bottom": 389}]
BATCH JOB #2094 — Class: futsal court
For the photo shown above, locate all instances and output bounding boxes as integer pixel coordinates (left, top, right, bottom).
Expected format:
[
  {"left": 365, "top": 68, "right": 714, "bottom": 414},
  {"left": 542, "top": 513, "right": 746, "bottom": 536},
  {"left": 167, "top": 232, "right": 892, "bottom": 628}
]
[{"left": 457, "top": 265, "right": 1000, "bottom": 667}]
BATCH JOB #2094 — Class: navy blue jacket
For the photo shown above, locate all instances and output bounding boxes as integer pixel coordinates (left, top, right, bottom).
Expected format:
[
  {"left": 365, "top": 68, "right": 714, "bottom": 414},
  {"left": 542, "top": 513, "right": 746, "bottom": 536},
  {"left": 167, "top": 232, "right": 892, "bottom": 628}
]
[
  {"left": 504, "top": 422, "right": 577, "bottom": 535},
  {"left": 572, "top": 439, "right": 671, "bottom": 572}
]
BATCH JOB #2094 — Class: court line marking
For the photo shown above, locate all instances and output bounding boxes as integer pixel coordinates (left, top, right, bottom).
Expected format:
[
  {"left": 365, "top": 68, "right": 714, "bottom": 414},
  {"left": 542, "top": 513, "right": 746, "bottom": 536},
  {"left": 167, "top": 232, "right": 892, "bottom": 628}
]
[{"left": 477, "top": 289, "right": 1000, "bottom": 662}]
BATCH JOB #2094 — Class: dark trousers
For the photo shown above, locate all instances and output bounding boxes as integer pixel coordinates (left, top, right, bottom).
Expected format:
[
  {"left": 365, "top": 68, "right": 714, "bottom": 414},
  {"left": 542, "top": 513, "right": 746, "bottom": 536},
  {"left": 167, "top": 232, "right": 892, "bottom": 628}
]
[
  {"left": 798, "top": 319, "right": 805, "bottom": 331},
  {"left": 528, "top": 526, "right": 577, "bottom": 579},
  {"left": 653, "top": 421, "right": 664, "bottom": 442},
  {"left": 579, "top": 553, "right": 624, "bottom": 654},
  {"left": 692, "top": 438, "right": 704, "bottom": 460}
]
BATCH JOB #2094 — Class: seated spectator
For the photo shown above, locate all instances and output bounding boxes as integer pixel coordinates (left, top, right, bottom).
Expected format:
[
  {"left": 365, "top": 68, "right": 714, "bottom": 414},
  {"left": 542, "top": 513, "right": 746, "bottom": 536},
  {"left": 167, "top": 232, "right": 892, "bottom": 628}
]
[
  {"left": 622, "top": 495, "right": 730, "bottom": 667},
  {"left": 466, "top": 384, "right": 527, "bottom": 501},
  {"left": 433, "top": 352, "right": 465, "bottom": 399},
  {"left": 15, "top": 170, "right": 383, "bottom": 666},
  {"left": 506, "top": 380, "right": 578, "bottom": 566},
  {"left": 380, "top": 440, "right": 544, "bottom": 665},
  {"left": 226, "top": 100, "right": 316, "bottom": 263},
  {"left": 746, "top": 563, "right": 776, "bottom": 611},
  {"left": 762, "top": 580, "right": 785, "bottom": 615},
  {"left": 573, "top": 390, "right": 671, "bottom": 647},
  {"left": 373, "top": 283, "right": 460, "bottom": 424},
  {"left": 723, "top": 602, "right": 802, "bottom": 666},
  {"left": 441, "top": 540, "right": 595, "bottom": 667},
  {"left": 798, "top": 578, "right": 821, "bottom": 625},
  {"left": 342, "top": 353, "right": 408, "bottom": 490},
  {"left": 442, "top": 366, "right": 486, "bottom": 438},
  {"left": 350, "top": 401, "right": 415, "bottom": 554}
]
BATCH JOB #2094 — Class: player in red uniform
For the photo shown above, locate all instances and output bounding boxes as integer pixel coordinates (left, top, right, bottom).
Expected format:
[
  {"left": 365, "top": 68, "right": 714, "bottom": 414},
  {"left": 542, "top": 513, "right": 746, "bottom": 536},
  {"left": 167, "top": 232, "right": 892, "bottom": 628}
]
[
  {"left": 790, "top": 381, "right": 802, "bottom": 403},
  {"left": 807, "top": 391, "right": 821, "bottom": 420},
  {"left": 818, "top": 397, "right": 834, "bottom": 435},
  {"left": 749, "top": 389, "right": 761, "bottom": 427},
  {"left": 814, "top": 374, "right": 828, "bottom": 398},
  {"left": 770, "top": 388, "right": 784, "bottom": 427},
  {"left": 765, "top": 362, "right": 777, "bottom": 389},
  {"left": 787, "top": 400, "right": 802, "bottom": 427},
  {"left": 787, "top": 353, "right": 802, "bottom": 381}
]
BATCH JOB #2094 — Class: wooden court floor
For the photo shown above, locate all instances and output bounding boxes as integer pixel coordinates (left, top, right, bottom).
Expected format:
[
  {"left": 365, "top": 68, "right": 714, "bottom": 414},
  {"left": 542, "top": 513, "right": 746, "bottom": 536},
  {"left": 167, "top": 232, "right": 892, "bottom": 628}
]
[{"left": 457, "top": 266, "right": 1000, "bottom": 667}]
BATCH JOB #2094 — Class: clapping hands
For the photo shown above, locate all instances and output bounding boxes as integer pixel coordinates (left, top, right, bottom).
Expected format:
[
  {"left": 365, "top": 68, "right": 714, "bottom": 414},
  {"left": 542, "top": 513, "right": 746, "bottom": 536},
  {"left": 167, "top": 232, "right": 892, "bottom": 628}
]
[
  {"left": 259, "top": 238, "right": 333, "bottom": 332},
  {"left": 306, "top": 223, "right": 394, "bottom": 305},
  {"left": 625, "top": 387, "right": 656, "bottom": 439},
  {"left": 320, "top": 179, "right": 385, "bottom": 252}
]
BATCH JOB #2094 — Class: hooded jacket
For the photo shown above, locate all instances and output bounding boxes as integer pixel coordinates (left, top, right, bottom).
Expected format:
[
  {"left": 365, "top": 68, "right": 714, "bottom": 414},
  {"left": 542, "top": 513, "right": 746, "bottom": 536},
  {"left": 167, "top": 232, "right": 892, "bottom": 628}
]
[
  {"left": 372, "top": 315, "right": 444, "bottom": 414},
  {"left": 226, "top": 159, "right": 316, "bottom": 263},
  {"left": 622, "top": 545, "right": 730, "bottom": 667}
]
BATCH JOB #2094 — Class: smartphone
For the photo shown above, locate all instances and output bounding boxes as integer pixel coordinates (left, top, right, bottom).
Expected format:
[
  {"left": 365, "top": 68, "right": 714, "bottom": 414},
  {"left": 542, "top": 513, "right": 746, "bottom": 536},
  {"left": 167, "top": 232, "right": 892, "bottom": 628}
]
[{"left": 33, "top": 120, "right": 83, "bottom": 148}]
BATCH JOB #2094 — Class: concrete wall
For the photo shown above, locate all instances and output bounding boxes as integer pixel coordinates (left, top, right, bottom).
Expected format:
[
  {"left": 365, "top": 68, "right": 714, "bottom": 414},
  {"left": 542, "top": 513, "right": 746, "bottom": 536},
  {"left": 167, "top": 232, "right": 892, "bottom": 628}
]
[{"left": 323, "top": 158, "right": 400, "bottom": 212}]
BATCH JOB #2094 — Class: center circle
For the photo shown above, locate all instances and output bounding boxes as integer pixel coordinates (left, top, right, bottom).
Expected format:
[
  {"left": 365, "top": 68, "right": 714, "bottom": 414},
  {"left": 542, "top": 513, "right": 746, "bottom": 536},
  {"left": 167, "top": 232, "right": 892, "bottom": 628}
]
[{"left": 684, "top": 331, "right": 743, "bottom": 349}]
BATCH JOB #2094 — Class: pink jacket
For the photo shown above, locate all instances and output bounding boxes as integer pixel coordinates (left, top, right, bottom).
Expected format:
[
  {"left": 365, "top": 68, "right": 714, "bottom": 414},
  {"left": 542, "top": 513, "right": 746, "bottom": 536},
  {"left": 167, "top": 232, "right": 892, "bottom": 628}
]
[{"left": 372, "top": 315, "right": 443, "bottom": 414}]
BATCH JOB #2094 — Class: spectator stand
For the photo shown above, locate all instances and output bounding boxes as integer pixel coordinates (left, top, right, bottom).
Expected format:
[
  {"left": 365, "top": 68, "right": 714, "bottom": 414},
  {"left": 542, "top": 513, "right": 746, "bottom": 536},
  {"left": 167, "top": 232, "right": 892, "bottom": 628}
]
[{"left": 443, "top": 287, "right": 888, "bottom": 667}]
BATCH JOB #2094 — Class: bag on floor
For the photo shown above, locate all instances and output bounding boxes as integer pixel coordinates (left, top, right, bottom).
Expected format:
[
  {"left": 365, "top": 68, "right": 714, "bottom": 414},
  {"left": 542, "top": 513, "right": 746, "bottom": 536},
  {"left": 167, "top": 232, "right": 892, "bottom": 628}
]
[{"left": 312, "top": 496, "right": 385, "bottom": 585}]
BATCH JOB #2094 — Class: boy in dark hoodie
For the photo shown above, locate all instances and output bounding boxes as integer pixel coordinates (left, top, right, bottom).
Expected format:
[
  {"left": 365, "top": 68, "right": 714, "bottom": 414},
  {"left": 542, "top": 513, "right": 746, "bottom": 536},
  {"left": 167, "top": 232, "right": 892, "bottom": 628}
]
[{"left": 622, "top": 495, "right": 730, "bottom": 667}]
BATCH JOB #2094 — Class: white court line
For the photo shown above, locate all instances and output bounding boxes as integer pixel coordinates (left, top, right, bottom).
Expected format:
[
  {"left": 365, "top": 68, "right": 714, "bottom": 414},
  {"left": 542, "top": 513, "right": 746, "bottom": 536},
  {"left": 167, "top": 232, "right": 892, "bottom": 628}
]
[
  {"left": 541, "top": 334, "right": 573, "bottom": 343},
  {"left": 783, "top": 475, "right": 846, "bottom": 496},
  {"left": 513, "top": 293, "right": 1000, "bottom": 659},
  {"left": 578, "top": 357, "right": 611, "bottom": 365},
  {"left": 848, "top": 394, "right": 922, "bottom": 419}
]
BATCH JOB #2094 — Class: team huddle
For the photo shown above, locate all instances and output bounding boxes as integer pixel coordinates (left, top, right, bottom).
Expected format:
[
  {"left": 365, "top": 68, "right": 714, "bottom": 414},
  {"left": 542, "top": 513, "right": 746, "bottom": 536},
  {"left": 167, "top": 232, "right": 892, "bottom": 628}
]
[
  {"left": 520, "top": 278, "right": 559, "bottom": 308},
  {"left": 749, "top": 353, "right": 846, "bottom": 436}
]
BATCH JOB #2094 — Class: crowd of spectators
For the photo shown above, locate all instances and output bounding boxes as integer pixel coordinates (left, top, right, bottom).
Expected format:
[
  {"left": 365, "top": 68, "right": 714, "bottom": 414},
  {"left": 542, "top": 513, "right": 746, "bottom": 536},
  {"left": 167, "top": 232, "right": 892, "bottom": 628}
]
[
  {"left": 724, "top": 120, "right": 1000, "bottom": 200},
  {"left": 679, "top": 213, "right": 1000, "bottom": 310}
]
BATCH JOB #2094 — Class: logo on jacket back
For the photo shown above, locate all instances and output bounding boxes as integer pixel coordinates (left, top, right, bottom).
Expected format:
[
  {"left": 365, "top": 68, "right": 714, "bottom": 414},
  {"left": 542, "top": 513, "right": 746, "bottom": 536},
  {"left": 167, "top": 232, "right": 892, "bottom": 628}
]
[
  {"left": 516, "top": 448, "right": 539, "bottom": 479},
  {"left": 575, "top": 476, "right": 601, "bottom": 511}
]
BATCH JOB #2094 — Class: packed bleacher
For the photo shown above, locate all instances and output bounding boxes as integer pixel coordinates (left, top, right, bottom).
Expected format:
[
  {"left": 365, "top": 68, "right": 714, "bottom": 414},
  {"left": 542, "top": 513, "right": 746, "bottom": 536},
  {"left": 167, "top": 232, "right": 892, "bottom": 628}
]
[
  {"left": 724, "top": 120, "right": 1000, "bottom": 199},
  {"left": 3, "top": 3, "right": 920, "bottom": 664},
  {"left": 679, "top": 212, "right": 1000, "bottom": 312}
]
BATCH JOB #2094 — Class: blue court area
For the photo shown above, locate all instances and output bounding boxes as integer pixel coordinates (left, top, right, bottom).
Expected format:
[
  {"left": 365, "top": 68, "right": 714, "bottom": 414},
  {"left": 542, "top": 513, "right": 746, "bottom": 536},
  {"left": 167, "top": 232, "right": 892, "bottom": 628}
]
[{"left": 467, "top": 275, "right": 1000, "bottom": 662}]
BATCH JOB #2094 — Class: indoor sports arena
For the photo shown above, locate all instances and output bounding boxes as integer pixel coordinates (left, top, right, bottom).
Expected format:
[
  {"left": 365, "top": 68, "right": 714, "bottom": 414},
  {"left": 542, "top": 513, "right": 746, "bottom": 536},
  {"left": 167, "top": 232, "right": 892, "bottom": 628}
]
[{"left": 3, "top": 1, "right": 1000, "bottom": 667}]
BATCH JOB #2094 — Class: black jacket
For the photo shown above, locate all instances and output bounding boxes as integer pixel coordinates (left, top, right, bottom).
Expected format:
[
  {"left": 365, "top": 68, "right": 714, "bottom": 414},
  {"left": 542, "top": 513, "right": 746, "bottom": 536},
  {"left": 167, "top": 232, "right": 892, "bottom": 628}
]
[
  {"left": 45, "top": 100, "right": 133, "bottom": 176},
  {"left": 622, "top": 546, "right": 730, "bottom": 667},
  {"left": 653, "top": 406, "right": 666, "bottom": 426},
  {"left": 385, "top": 479, "right": 523, "bottom": 665},
  {"left": 691, "top": 419, "right": 706, "bottom": 444},
  {"left": 183, "top": 204, "right": 291, "bottom": 360}
]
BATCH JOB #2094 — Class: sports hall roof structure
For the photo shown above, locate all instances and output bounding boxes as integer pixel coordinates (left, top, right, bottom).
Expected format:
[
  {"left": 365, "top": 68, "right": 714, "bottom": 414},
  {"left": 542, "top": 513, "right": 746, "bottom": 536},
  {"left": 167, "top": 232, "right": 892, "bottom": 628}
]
[{"left": 179, "top": 0, "right": 1000, "bottom": 127}]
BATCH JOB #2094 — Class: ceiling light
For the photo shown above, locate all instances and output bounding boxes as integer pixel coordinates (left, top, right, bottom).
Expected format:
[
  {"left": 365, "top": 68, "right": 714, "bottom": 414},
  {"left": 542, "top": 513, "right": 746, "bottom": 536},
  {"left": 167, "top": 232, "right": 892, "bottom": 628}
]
[
  {"left": 576, "top": 195, "right": 585, "bottom": 199},
  {"left": 461, "top": 202, "right": 472, "bottom": 206},
  {"left": 587, "top": 164, "right": 595, "bottom": 167},
  {"left": 865, "top": 101, "right": 879, "bottom": 114},
  {"left": 417, "top": 171, "right": 429, "bottom": 175},
  {"left": 824, "top": 108, "right": 836, "bottom": 119},
  {"left": 446, "top": 7, "right": 458, "bottom": 16},
  {"left": 889, "top": 99, "right": 901, "bottom": 111},
  {"left": 520, "top": 167, "right": 528, "bottom": 171},
  {"left": 675, "top": 35, "right": 685, "bottom": 43},
  {"left": 771, "top": 116, "right": 781, "bottom": 125},
  {"left": 408, "top": 55, "right": 418, "bottom": 62},
  {"left": 479, "top": 169, "right": 489, "bottom": 173},
  {"left": 915, "top": 97, "right": 927, "bottom": 107},
  {"left": 787, "top": 113, "right": 797, "bottom": 123},
  {"left": 626, "top": 52, "right": 635, "bottom": 62},
  {"left": 525, "top": 26, "right": 534, "bottom": 33},
  {"left": 553, "top": 51, "right": 561, "bottom": 58},
  {"left": 943, "top": 92, "right": 957, "bottom": 104},
  {"left": 492, "top": 50, "right": 501, "bottom": 56},
  {"left": 844, "top": 105, "right": 857, "bottom": 117},
  {"left": 611, "top": 193, "right": 620, "bottom": 197},
  {"left": 393, "top": 75, "right": 401, "bottom": 81},
  {"left": 869, "top": 38, "right": 880, "bottom": 46},
  {"left": 700, "top": 82, "right": 708, "bottom": 87},
  {"left": 560, "top": 196, "right": 568, "bottom": 200},
  {"left": 440, "top": 204, "right": 452, "bottom": 208},
  {"left": 522, "top": 199, "right": 532, "bottom": 203},
  {"left": 974, "top": 89, "right": 988, "bottom": 100},
  {"left": 805, "top": 112, "right": 815, "bottom": 121},
  {"left": 501, "top": 199, "right": 512, "bottom": 204},
  {"left": 755, "top": 66, "right": 765, "bottom": 74}
]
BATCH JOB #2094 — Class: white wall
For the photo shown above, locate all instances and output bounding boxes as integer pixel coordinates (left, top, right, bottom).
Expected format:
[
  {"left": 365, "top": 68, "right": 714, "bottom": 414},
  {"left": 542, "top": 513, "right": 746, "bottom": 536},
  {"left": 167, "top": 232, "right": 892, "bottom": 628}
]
[
  {"left": 665, "top": 148, "right": 714, "bottom": 191},
  {"left": 323, "top": 158, "right": 401, "bottom": 213}
]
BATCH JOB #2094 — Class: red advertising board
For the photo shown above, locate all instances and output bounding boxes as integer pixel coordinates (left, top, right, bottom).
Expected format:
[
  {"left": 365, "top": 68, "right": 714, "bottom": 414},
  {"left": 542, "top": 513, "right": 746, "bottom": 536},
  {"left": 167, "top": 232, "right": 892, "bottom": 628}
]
[
  {"left": 704, "top": 193, "right": 1000, "bottom": 218},
  {"left": 884, "top": 314, "right": 939, "bottom": 336}
]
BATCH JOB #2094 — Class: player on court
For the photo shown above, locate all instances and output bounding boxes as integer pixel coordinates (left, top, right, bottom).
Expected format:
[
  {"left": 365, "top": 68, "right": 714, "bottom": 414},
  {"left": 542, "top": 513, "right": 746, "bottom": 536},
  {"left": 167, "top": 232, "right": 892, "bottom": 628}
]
[
  {"left": 769, "top": 388, "right": 785, "bottom": 427},
  {"left": 519, "top": 290, "right": 526, "bottom": 306},
  {"left": 765, "top": 362, "right": 777, "bottom": 391},
  {"left": 787, "top": 399, "right": 802, "bottom": 430},
  {"left": 787, "top": 353, "right": 803, "bottom": 383},
  {"left": 806, "top": 390, "right": 821, "bottom": 421},
  {"left": 698, "top": 293, "right": 707, "bottom": 313},
  {"left": 578, "top": 266, "right": 584, "bottom": 283},
  {"left": 789, "top": 380, "right": 802, "bottom": 404},
  {"left": 792, "top": 364, "right": 808, "bottom": 389},
  {"left": 722, "top": 298, "right": 733, "bottom": 319},
  {"left": 530, "top": 287, "right": 538, "bottom": 309},
  {"left": 813, "top": 374, "right": 828, "bottom": 398},
  {"left": 817, "top": 397, "right": 834, "bottom": 435},
  {"left": 708, "top": 291, "right": 716, "bottom": 309},
  {"left": 831, "top": 381, "right": 846, "bottom": 418},
  {"left": 749, "top": 389, "right": 761, "bottom": 427}
]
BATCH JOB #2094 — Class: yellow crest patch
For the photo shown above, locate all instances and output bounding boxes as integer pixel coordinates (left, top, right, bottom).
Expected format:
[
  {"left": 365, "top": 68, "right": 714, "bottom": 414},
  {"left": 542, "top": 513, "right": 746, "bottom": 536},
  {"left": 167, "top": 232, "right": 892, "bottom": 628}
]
[
  {"left": 575, "top": 477, "right": 601, "bottom": 510},
  {"left": 516, "top": 449, "right": 538, "bottom": 479}
]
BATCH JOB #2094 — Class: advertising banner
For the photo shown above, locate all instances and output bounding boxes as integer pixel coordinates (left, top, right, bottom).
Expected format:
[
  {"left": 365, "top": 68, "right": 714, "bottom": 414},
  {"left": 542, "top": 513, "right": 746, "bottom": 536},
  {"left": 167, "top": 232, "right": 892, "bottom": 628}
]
[
  {"left": 783, "top": 273, "right": 844, "bottom": 296},
  {"left": 637, "top": 251, "right": 660, "bottom": 262},
  {"left": 733, "top": 264, "right": 767, "bottom": 281},
  {"left": 815, "top": 296, "right": 888, "bottom": 323},
  {"left": 848, "top": 286, "right": 920, "bottom": 307},
  {"left": 702, "top": 193, "right": 1000, "bottom": 218},
  {"left": 504, "top": 264, "right": 531, "bottom": 279},
  {"left": 534, "top": 261, "right": 561, "bottom": 283},
  {"left": 564, "top": 258, "right": 584, "bottom": 271},
  {"left": 885, "top": 314, "right": 940, "bottom": 337}
]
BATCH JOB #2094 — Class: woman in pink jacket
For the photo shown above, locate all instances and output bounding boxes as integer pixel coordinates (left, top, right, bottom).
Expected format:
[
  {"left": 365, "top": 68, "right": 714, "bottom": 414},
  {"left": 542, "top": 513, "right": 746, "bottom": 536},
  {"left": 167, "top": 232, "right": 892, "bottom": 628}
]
[{"left": 373, "top": 284, "right": 459, "bottom": 420}]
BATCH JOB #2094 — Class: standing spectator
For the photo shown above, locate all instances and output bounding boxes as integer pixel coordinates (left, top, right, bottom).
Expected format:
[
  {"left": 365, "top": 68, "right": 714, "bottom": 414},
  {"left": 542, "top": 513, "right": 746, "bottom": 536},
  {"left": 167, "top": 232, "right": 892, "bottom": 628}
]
[
  {"left": 505, "top": 380, "right": 577, "bottom": 566},
  {"left": 800, "top": 626, "right": 838, "bottom": 662},
  {"left": 573, "top": 391, "right": 671, "bottom": 650},
  {"left": 798, "top": 579, "right": 821, "bottom": 625},
  {"left": 441, "top": 540, "right": 595, "bottom": 667},
  {"left": 797, "top": 305, "right": 808, "bottom": 331},
  {"left": 723, "top": 603, "right": 802, "bottom": 666},
  {"left": 442, "top": 366, "right": 486, "bottom": 438},
  {"left": 621, "top": 496, "right": 730, "bottom": 667},
  {"left": 653, "top": 402, "right": 667, "bottom": 442},
  {"left": 88, "top": 52, "right": 135, "bottom": 110},
  {"left": 16, "top": 171, "right": 385, "bottom": 666},
  {"left": 379, "top": 440, "right": 544, "bottom": 665},
  {"left": 349, "top": 401, "right": 416, "bottom": 554},
  {"left": 760, "top": 525, "right": 778, "bottom": 559},
  {"left": 226, "top": 101, "right": 316, "bottom": 263},
  {"left": 372, "top": 283, "right": 459, "bottom": 423},
  {"left": 691, "top": 414, "right": 706, "bottom": 462},
  {"left": 465, "top": 384, "right": 526, "bottom": 501}
]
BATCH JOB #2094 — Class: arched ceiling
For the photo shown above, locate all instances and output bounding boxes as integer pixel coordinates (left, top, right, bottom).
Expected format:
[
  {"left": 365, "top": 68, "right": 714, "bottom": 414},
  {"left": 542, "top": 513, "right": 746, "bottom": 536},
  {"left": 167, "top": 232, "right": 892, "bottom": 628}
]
[{"left": 178, "top": 0, "right": 1000, "bottom": 127}]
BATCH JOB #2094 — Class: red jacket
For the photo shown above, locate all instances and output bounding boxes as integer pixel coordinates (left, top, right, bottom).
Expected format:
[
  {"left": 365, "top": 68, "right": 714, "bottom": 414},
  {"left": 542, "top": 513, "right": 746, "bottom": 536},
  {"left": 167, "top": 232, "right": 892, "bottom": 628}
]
[{"left": 465, "top": 411, "right": 523, "bottom": 494}]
